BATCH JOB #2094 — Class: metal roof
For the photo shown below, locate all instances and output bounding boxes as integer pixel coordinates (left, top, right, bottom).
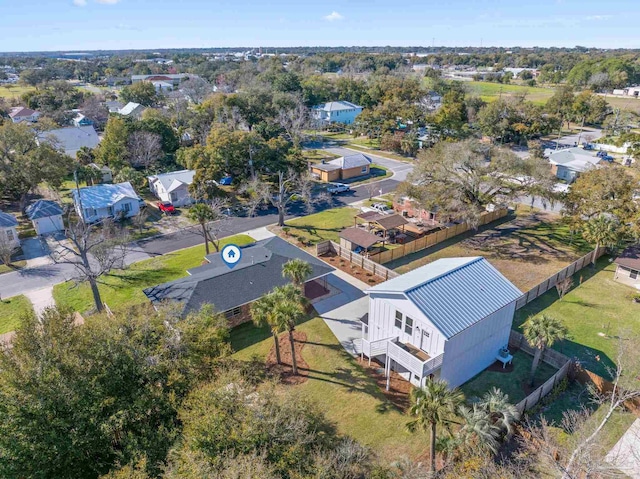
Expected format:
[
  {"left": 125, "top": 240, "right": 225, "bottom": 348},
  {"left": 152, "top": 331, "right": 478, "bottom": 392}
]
[
  {"left": 367, "top": 257, "right": 522, "bottom": 339},
  {"left": 148, "top": 169, "right": 195, "bottom": 192},
  {"left": 72, "top": 182, "right": 139, "bottom": 209},
  {"left": 313, "top": 101, "right": 362, "bottom": 112},
  {"left": 26, "top": 200, "right": 64, "bottom": 220},
  {"left": 0, "top": 211, "right": 18, "bottom": 228}
]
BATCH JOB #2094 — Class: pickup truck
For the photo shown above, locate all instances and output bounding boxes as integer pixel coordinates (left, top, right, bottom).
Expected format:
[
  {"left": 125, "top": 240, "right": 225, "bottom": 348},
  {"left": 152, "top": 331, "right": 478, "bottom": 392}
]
[
  {"left": 157, "top": 201, "right": 176, "bottom": 214},
  {"left": 327, "top": 183, "right": 351, "bottom": 195},
  {"left": 360, "top": 203, "right": 393, "bottom": 215}
]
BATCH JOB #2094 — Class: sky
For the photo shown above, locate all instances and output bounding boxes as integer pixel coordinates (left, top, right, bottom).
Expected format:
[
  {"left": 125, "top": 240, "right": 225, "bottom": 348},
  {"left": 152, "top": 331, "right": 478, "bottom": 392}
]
[{"left": 1, "top": 0, "right": 640, "bottom": 52}]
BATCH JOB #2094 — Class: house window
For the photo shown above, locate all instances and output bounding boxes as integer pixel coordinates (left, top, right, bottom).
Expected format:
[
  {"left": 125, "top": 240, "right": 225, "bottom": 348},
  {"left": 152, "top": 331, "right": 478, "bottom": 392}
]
[
  {"left": 6, "top": 229, "right": 14, "bottom": 241},
  {"left": 122, "top": 202, "right": 132, "bottom": 213},
  {"left": 361, "top": 166, "right": 368, "bottom": 173},
  {"left": 395, "top": 311, "right": 403, "bottom": 329},
  {"left": 405, "top": 316, "right": 414, "bottom": 335},
  {"left": 85, "top": 207, "right": 96, "bottom": 218},
  {"left": 631, "top": 270, "right": 639, "bottom": 280},
  {"left": 224, "top": 306, "right": 242, "bottom": 319}
]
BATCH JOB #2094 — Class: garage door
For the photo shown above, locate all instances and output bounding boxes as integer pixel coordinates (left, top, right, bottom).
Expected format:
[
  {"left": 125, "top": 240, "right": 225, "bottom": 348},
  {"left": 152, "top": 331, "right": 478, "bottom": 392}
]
[{"left": 35, "top": 216, "right": 63, "bottom": 235}]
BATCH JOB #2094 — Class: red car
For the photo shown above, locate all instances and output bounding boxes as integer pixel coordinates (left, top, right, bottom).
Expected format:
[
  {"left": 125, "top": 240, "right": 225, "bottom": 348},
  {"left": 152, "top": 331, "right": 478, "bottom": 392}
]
[{"left": 157, "top": 201, "right": 176, "bottom": 214}]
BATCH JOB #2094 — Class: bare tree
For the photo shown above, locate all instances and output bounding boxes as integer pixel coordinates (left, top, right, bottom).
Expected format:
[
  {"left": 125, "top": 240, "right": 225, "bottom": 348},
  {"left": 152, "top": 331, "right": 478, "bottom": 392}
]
[
  {"left": 127, "top": 131, "right": 162, "bottom": 169},
  {"left": 50, "top": 217, "right": 129, "bottom": 312},
  {"left": 80, "top": 96, "right": 109, "bottom": 131},
  {"left": 238, "top": 178, "right": 270, "bottom": 218},
  {"left": 365, "top": 181, "right": 379, "bottom": 201},
  {"left": 555, "top": 277, "right": 573, "bottom": 301},
  {"left": 132, "top": 208, "right": 148, "bottom": 235},
  {"left": 250, "top": 171, "right": 316, "bottom": 227},
  {"left": 276, "top": 99, "right": 309, "bottom": 147},
  {"left": 0, "top": 232, "right": 18, "bottom": 267},
  {"left": 179, "top": 77, "right": 212, "bottom": 104}
]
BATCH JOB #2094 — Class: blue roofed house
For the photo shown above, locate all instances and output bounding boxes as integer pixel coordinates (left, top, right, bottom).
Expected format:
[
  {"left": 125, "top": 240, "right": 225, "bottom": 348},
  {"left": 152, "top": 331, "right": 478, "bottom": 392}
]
[
  {"left": 312, "top": 101, "right": 363, "bottom": 125},
  {"left": 25, "top": 200, "right": 65, "bottom": 235},
  {"left": 72, "top": 182, "right": 141, "bottom": 223},
  {"left": 360, "top": 257, "right": 523, "bottom": 388},
  {"left": 0, "top": 211, "right": 20, "bottom": 251},
  {"left": 147, "top": 169, "right": 196, "bottom": 207},
  {"left": 37, "top": 125, "right": 100, "bottom": 159}
]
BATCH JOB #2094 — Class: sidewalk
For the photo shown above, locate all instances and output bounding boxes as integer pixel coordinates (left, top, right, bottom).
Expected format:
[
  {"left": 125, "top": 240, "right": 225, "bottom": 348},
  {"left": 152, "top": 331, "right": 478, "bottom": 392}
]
[{"left": 24, "top": 286, "right": 55, "bottom": 316}]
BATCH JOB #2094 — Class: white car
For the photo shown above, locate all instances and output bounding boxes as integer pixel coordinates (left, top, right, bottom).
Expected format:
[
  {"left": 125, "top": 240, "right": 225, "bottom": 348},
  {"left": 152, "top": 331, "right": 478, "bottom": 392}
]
[
  {"left": 327, "top": 183, "right": 351, "bottom": 195},
  {"left": 371, "top": 203, "right": 393, "bottom": 215}
]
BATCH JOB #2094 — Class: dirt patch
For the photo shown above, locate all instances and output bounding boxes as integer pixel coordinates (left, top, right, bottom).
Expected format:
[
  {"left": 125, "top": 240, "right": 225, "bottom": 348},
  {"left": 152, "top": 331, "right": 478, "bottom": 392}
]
[
  {"left": 357, "top": 357, "right": 413, "bottom": 411},
  {"left": 320, "top": 252, "right": 386, "bottom": 286},
  {"left": 266, "top": 330, "right": 309, "bottom": 385},
  {"left": 486, "top": 360, "right": 515, "bottom": 373}
]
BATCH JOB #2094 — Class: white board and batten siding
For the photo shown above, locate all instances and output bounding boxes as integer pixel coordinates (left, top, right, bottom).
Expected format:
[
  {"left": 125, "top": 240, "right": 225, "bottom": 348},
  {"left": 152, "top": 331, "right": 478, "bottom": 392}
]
[{"left": 440, "top": 302, "right": 515, "bottom": 387}]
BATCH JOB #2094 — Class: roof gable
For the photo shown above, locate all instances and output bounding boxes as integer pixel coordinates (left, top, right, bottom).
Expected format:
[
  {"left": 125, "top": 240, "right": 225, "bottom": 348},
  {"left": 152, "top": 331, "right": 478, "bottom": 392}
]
[
  {"left": 328, "top": 153, "right": 372, "bottom": 169},
  {"left": 26, "top": 200, "right": 64, "bottom": 220},
  {"left": 73, "top": 182, "right": 139, "bottom": 209},
  {"left": 0, "top": 211, "right": 18, "bottom": 228},
  {"left": 148, "top": 169, "right": 196, "bottom": 191}
]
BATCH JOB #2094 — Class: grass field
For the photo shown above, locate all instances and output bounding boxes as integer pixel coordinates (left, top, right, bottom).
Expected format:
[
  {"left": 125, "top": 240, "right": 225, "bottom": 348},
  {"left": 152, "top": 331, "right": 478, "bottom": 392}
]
[
  {"left": 514, "top": 259, "right": 640, "bottom": 379},
  {"left": 602, "top": 95, "right": 640, "bottom": 115},
  {"left": 464, "top": 81, "right": 557, "bottom": 105},
  {"left": 230, "top": 317, "right": 430, "bottom": 461},
  {"left": 0, "top": 295, "right": 33, "bottom": 334},
  {"left": 281, "top": 207, "right": 358, "bottom": 245},
  {"left": 53, "top": 234, "right": 254, "bottom": 314},
  {"left": 0, "top": 85, "right": 35, "bottom": 99},
  {"left": 389, "top": 210, "right": 591, "bottom": 292}
]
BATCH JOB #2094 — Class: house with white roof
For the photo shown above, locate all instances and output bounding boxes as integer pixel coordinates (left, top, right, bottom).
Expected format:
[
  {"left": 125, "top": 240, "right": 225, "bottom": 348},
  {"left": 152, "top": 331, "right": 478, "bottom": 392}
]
[
  {"left": 26, "top": 200, "right": 65, "bottom": 235},
  {"left": 118, "top": 102, "right": 146, "bottom": 119},
  {"left": 147, "top": 169, "right": 196, "bottom": 206},
  {"left": 9, "top": 106, "right": 41, "bottom": 123},
  {"left": 72, "top": 182, "right": 141, "bottom": 223},
  {"left": 360, "top": 257, "right": 522, "bottom": 388},
  {"left": 312, "top": 101, "right": 363, "bottom": 125},
  {"left": 545, "top": 147, "right": 602, "bottom": 183},
  {"left": 37, "top": 125, "right": 100, "bottom": 159},
  {"left": 0, "top": 211, "right": 20, "bottom": 251},
  {"left": 309, "top": 153, "right": 372, "bottom": 182}
]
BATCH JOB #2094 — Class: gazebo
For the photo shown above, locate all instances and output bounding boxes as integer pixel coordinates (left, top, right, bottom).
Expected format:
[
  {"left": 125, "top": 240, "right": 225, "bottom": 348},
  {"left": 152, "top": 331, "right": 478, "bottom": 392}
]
[
  {"left": 354, "top": 211, "right": 409, "bottom": 244},
  {"left": 339, "top": 227, "right": 382, "bottom": 254}
]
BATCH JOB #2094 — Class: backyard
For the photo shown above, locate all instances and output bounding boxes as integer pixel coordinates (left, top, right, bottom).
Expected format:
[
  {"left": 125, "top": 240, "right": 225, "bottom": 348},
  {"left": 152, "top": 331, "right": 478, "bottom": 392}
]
[
  {"left": 463, "top": 81, "right": 556, "bottom": 105},
  {"left": 53, "top": 234, "right": 254, "bottom": 314},
  {"left": 0, "top": 85, "right": 35, "bottom": 99},
  {"left": 230, "top": 316, "right": 431, "bottom": 461},
  {"left": 277, "top": 206, "right": 358, "bottom": 245},
  {"left": 0, "top": 295, "right": 34, "bottom": 334},
  {"left": 513, "top": 258, "right": 640, "bottom": 379},
  {"left": 389, "top": 210, "right": 592, "bottom": 291}
]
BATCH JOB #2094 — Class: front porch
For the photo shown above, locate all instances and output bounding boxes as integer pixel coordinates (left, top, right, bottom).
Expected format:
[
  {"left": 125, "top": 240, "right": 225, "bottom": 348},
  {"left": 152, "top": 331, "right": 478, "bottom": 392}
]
[{"left": 359, "top": 335, "right": 444, "bottom": 390}]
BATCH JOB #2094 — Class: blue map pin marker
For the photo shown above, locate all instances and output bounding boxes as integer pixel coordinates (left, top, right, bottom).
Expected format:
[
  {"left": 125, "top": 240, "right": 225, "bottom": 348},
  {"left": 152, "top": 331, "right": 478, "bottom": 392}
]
[{"left": 221, "top": 244, "right": 242, "bottom": 269}]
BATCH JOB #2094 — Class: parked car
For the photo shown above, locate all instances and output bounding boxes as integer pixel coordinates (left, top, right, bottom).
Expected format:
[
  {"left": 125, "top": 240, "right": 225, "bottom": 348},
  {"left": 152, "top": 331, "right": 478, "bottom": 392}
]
[
  {"left": 219, "top": 176, "right": 233, "bottom": 186},
  {"left": 582, "top": 143, "right": 594, "bottom": 150},
  {"left": 327, "top": 182, "right": 350, "bottom": 195},
  {"left": 157, "top": 201, "right": 176, "bottom": 214},
  {"left": 371, "top": 203, "right": 393, "bottom": 215}
]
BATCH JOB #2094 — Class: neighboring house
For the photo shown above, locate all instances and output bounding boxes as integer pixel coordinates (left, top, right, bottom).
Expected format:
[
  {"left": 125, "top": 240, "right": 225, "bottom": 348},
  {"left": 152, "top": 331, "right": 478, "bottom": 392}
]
[
  {"left": 9, "top": 106, "right": 40, "bottom": 123},
  {"left": 147, "top": 169, "right": 196, "bottom": 207},
  {"left": 152, "top": 81, "right": 173, "bottom": 92},
  {"left": 545, "top": 147, "right": 602, "bottom": 183},
  {"left": 25, "top": 200, "right": 64, "bottom": 236},
  {"left": 613, "top": 245, "right": 640, "bottom": 289},
  {"left": 0, "top": 211, "right": 20, "bottom": 250},
  {"left": 118, "top": 102, "right": 146, "bottom": 119},
  {"left": 72, "top": 112, "right": 93, "bottom": 127},
  {"left": 360, "top": 257, "right": 522, "bottom": 388},
  {"left": 105, "top": 100, "right": 124, "bottom": 113},
  {"left": 72, "top": 182, "right": 141, "bottom": 223},
  {"left": 104, "top": 76, "right": 131, "bottom": 87},
  {"left": 143, "top": 237, "right": 334, "bottom": 326},
  {"left": 37, "top": 125, "right": 100, "bottom": 158},
  {"left": 89, "top": 163, "right": 113, "bottom": 183},
  {"left": 612, "top": 86, "right": 640, "bottom": 98},
  {"left": 131, "top": 74, "right": 189, "bottom": 86},
  {"left": 309, "top": 153, "right": 372, "bottom": 182},
  {"left": 312, "top": 101, "right": 363, "bottom": 125}
]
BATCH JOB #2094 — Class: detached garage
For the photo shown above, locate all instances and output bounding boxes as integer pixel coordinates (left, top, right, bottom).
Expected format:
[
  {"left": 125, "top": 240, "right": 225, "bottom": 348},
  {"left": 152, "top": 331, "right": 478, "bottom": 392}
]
[{"left": 26, "top": 200, "right": 64, "bottom": 236}]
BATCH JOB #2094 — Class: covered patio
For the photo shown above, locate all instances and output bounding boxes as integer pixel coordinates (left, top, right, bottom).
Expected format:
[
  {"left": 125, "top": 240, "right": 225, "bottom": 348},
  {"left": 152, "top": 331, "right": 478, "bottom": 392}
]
[
  {"left": 354, "top": 211, "right": 409, "bottom": 244},
  {"left": 339, "top": 227, "right": 383, "bottom": 255}
]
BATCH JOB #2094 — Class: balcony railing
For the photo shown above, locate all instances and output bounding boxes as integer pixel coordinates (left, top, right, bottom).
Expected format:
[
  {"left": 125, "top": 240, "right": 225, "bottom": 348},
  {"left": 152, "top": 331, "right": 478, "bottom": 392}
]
[{"left": 361, "top": 337, "right": 444, "bottom": 379}]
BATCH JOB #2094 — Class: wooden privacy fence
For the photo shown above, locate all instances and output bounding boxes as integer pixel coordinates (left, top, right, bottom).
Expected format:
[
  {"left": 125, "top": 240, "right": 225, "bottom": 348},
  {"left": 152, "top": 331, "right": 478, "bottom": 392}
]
[
  {"left": 514, "top": 247, "right": 606, "bottom": 310},
  {"left": 369, "top": 208, "right": 509, "bottom": 265},
  {"left": 316, "top": 240, "right": 400, "bottom": 281}
]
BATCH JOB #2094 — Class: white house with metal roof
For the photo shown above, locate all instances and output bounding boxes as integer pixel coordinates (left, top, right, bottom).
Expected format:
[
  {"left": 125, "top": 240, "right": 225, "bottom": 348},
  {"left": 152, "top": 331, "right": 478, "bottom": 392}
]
[
  {"left": 0, "top": 211, "right": 20, "bottom": 250},
  {"left": 25, "top": 200, "right": 64, "bottom": 235},
  {"left": 147, "top": 169, "right": 196, "bottom": 206},
  {"left": 118, "top": 102, "right": 146, "bottom": 118},
  {"left": 360, "top": 257, "right": 522, "bottom": 388},
  {"left": 72, "top": 182, "right": 141, "bottom": 223},
  {"left": 312, "top": 100, "right": 363, "bottom": 125},
  {"left": 545, "top": 147, "right": 602, "bottom": 183}
]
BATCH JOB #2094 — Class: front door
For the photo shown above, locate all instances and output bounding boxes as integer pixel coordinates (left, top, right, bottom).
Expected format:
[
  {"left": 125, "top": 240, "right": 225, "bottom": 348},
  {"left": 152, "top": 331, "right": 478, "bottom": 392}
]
[{"left": 420, "top": 327, "right": 433, "bottom": 355}]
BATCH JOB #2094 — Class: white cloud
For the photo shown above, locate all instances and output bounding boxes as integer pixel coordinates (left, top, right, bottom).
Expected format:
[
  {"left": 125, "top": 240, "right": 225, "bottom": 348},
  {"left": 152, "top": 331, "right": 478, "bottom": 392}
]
[
  {"left": 584, "top": 14, "right": 612, "bottom": 21},
  {"left": 73, "top": 0, "right": 87, "bottom": 6},
  {"left": 323, "top": 11, "right": 344, "bottom": 21},
  {"left": 96, "top": 0, "right": 121, "bottom": 4}
]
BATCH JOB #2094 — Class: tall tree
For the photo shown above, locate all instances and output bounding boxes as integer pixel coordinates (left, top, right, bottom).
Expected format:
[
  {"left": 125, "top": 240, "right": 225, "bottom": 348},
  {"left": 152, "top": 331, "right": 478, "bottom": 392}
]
[
  {"left": 457, "top": 404, "right": 502, "bottom": 454},
  {"left": 522, "top": 315, "right": 568, "bottom": 386},
  {"left": 282, "top": 258, "right": 312, "bottom": 291},
  {"left": 271, "top": 284, "right": 307, "bottom": 375},
  {"left": 187, "top": 203, "right": 218, "bottom": 255},
  {"left": 96, "top": 116, "right": 130, "bottom": 170},
  {"left": 127, "top": 131, "right": 162, "bottom": 169},
  {"left": 581, "top": 215, "right": 621, "bottom": 265},
  {"left": 407, "top": 378, "right": 465, "bottom": 474},
  {"left": 120, "top": 81, "right": 159, "bottom": 107},
  {"left": 477, "top": 387, "right": 520, "bottom": 436}
]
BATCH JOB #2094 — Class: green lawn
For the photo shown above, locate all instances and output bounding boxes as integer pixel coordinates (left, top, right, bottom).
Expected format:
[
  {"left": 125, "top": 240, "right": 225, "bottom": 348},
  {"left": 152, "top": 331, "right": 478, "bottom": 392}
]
[
  {"left": 0, "top": 85, "right": 36, "bottom": 99},
  {"left": 0, "top": 295, "right": 34, "bottom": 334},
  {"left": 514, "top": 259, "right": 640, "bottom": 379},
  {"left": 390, "top": 210, "right": 591, "bottom": 291},
  {"left": 464, "top": 81, "right": 556, "bottom": 105},
  {"left": 461, "top": 350, "right": 557, "bottom": 405},
  {"left": 282, "top": 207, "right": 358, "bottom": 245},
  {"left": 53, "top": 234, "right": 254, "bottom": 314},
  {"left": 230, "top": 317, "right": 430, "bottom": 461},
  {"left": 0, "top": 260, "right": 27, "bottom": 274}
]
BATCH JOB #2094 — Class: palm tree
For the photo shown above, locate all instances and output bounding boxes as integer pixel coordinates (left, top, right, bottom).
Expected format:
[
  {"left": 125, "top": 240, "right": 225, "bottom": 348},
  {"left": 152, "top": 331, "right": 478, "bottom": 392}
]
[
  {"left": 478, "top": 387, "right": 520, "bottom": 436},
  {"left": 187, "top": 203, "right": 215, "bottom": 254},
  {"left": 282, "top": 258, "right": 312, "bottom": 291},
  {"left": 458, "top": 405, "right": 502, "bottom": 454},
  {"left": 407, "top": 378, "right": 465, "bottom": 474},
  {"left": 251, "top": 293, "right": 284, "bottom": 365},
  {"left": 523, "top": 314, "right": 569, "bottom": 387},
  {"left": 581, "top": 215, "right": 619, "bottom": 266},
  {"left": 271, "top": 284, "right": 307, "bottom": 375}
]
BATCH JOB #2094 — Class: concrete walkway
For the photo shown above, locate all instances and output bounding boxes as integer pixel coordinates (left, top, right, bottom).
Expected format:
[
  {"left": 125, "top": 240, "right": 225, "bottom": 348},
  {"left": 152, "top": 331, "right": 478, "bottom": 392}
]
[
  {"left": 245, "top": 226, "right": 276, "bottom": 241},
  {"left": 24, "top": 286, "right": 55, "bottom": 317},
  {"left": 606, "top": 418, "right": 640, "bottom": 478}
]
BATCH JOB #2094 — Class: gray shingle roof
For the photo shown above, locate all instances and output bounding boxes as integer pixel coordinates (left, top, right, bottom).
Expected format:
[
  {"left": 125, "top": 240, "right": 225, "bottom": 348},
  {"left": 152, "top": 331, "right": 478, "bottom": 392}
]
[
  {"left": 37, "top": 125, "right": 100, "bottom": 157},
  {"left": 148, "top": 170, "right": 195, "bottom": 192},
  {"left": 25, "top": 200, "right": 64, "bottom": 220},
  {"left": 143, "top": 237, "right": 334, "bottom": 315},
  {"left": 314, "top": 101, "right": 362, "bottom": 112},
  {"left": 0, "top": 211, "right": 18, "bottom": 228},
  {"left": 327, "top": 153, "right": 372, "bottom": 169},
  {"left": 367, "top": 257, "right": 522, "bottom": 339}
]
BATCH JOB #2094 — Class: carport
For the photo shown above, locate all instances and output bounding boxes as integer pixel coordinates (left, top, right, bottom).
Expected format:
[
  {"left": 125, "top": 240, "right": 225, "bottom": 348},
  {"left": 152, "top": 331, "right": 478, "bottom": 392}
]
[{"left": 339, "top": 227, "right": 382, "bottom": 253}]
